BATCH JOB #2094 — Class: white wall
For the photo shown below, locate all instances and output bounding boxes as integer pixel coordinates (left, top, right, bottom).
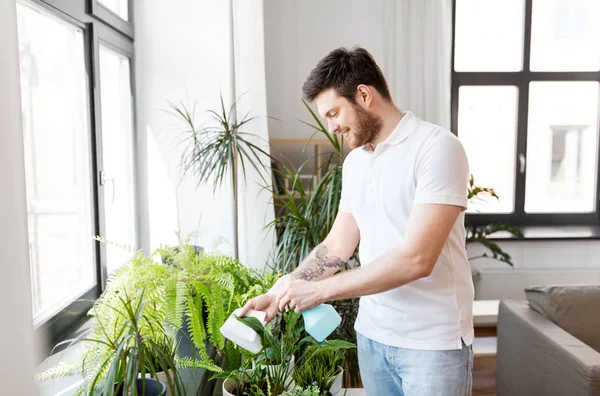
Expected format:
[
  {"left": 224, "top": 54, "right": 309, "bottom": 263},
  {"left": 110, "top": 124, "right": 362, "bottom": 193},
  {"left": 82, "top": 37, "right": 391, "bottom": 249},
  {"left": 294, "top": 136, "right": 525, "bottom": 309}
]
[
  {"left": 135, "top": 0, "right": 274, "bottom": 268},
  {"left": 233, "top": 0, "right": 276, "bottom": 267},
  {"left": 263, "top": 0, "right": 600, "bottom": 298},
  {"left": 264, "top": 0, "right": 387, "bottom": 139},
  {"left": 0, "top": 0, "right": 36, "bottom": 391}
]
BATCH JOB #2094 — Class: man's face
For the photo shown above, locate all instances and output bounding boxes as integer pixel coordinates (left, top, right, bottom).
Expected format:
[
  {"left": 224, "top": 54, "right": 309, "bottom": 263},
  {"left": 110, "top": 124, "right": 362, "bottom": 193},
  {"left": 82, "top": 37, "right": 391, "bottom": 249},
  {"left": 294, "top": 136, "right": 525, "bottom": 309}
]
[{"left": 315, "top": 88, "right": 383, "bottom": 149}]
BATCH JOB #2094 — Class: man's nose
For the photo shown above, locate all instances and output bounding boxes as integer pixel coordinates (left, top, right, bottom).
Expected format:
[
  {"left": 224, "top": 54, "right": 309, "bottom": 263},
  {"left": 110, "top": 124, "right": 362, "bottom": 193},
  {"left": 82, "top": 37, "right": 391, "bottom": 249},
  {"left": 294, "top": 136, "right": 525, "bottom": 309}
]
[{"left": 330, "top": 123, "right": 341, "bottom": 134}]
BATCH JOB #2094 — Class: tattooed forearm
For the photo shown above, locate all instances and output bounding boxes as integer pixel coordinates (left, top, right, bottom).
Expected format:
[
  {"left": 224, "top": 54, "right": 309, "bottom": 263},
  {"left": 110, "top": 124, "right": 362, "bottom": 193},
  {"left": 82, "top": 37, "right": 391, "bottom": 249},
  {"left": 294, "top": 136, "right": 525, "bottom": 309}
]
[{"left": 290, "top": 244, "right": 346, "bottom": 281}]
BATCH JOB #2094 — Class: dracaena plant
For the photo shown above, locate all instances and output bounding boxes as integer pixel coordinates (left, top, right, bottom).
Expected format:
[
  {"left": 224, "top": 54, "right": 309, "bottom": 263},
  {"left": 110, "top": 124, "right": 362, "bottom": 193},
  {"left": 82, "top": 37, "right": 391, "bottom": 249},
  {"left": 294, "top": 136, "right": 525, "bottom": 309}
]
[{"left": 168, "top": 94, "right": 273, "bottom": 260}]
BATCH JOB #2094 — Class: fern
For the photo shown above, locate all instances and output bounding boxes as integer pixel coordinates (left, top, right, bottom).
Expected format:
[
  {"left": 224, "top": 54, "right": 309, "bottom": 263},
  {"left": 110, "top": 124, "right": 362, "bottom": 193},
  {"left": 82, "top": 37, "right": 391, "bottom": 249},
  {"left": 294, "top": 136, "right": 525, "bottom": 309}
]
[
  {"left": 177, "top": 356, "right": 222, "bottom": 372},
  {"left": 36, "top": 362, "right": 76, "bottom": 381},
  {"left": 165, "top": 274, "right": 186, "bottom": 330},
  {"left": 186, "top": 294, "right": 208, "bottom": 360}
]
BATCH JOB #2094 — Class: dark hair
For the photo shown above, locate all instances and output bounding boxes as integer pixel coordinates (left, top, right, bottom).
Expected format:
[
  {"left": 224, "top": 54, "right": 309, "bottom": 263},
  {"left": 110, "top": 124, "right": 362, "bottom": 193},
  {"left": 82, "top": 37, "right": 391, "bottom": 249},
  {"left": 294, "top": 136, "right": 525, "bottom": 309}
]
[{"left": 302, "top": 46, "right": 392, "bottom": 103}]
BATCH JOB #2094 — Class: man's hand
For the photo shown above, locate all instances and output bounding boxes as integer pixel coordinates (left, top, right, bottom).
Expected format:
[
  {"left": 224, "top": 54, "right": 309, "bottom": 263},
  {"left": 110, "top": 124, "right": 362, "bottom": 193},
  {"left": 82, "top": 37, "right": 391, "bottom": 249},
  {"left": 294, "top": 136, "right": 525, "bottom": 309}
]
[
  {"left": 238, "top": 294, "right": 279, "bottom": 323},
  {"left": 277, "top": 279, "right": 325, "bottom": 313}
]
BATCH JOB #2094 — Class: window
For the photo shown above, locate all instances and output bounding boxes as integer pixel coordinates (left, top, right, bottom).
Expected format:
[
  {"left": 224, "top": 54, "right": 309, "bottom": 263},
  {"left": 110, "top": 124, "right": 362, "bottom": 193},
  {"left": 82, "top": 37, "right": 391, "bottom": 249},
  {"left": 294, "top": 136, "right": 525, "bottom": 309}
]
[
  {"left": 15, "top": 0, "right": 136, "bottom": 348},
  {"left": 452, "top": 0, "right": 600, "bottom": 226},
  {"left": 99, "top": 43, "right": 136, "bottom": 275},
  {"left": 17, "top": 2, "right": 96, "bottom": 325}
]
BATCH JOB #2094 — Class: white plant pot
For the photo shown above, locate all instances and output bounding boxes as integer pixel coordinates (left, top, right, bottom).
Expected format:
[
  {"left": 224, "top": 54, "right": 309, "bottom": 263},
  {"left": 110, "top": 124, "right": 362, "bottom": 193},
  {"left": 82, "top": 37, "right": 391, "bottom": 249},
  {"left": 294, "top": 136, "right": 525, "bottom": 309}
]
[
  {"left": 329, "top": 368, "right": 344, "bottom": 396},
  {"left": 222, "top": 377, "right": 237, "bottom": 396},
  {"left": 222, "top": 376, "right": 295, "bottom": 396},
  {"left": 223, "top": 360, "right": 296, "bottom": 396}
]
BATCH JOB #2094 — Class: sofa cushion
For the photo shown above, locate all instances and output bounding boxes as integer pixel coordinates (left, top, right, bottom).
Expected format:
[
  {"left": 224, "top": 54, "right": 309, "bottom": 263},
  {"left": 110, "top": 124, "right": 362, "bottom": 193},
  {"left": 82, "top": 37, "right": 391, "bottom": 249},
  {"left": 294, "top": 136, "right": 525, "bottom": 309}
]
[{"left": 525, "top": 284, "right": 600, "bottom": 353}]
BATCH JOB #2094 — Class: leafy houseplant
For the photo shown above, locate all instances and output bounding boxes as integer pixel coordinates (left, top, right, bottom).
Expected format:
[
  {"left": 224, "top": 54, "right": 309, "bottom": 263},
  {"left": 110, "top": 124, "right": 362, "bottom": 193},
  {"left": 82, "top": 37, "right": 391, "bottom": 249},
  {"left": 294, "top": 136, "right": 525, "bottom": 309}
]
[
  {"left": 157, "top": 243, "right": 279, "bottom": 372},
  {"left": 465, "top": 175, "right": 523, "bottom": 265},
  {"left": 293, "top": 348, "right": 344, "bottom": 396},
  {"left": 36, "top": 242, "right": 249, "bottom": 394},
  {"left": 169, "top": 94, "right": 273, "bottom": 260},
  {"left": 213, "top": 311, "right": 355, "bottom": 396},
  {"left": 82, "top": 290, "right": 181, "bottom": 396},
  {"left": 283, "top": 384, "right": 322, "bottom": 396}
]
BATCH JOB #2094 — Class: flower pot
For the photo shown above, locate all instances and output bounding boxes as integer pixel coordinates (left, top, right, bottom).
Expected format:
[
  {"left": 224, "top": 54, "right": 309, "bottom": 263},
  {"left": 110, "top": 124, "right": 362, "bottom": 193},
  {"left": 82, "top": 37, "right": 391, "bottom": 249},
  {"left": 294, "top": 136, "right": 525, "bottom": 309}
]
[
  {"left": 222, "top": 367, "right": 295, "bottom": 396},
  {"left": 329, "top": 368, "right": 344, "bottom": 396},
  {"left": 105, "top": 378, "right": 166, "bottom": 396},
  {"left": 148, "top": 369, "right": 176, "bottom": 396},
  {"left": 222, "top": 377, "right": 238, "bottom": 396},
  {"left": 140, "top": 359, "right": 178, "bottom": 396}
]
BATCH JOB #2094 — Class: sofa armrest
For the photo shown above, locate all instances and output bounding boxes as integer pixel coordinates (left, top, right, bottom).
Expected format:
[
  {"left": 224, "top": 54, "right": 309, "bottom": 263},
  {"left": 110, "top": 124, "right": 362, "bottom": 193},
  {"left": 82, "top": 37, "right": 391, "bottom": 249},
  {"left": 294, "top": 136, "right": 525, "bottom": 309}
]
[{"left": 496, "top": 300, "right": 600, "bottom": 396}]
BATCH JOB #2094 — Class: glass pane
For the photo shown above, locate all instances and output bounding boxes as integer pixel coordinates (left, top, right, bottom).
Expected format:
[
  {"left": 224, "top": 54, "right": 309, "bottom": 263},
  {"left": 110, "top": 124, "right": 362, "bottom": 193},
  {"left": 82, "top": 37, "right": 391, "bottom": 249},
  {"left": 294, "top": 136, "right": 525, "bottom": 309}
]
[
  {"left": 16, "top": 1, "right": 96, "bottom": 324},
  {"left": 530, "top": 0, "right": 600, "bottom": 71},
  {"left": 525, "top": 82, "right": 599, "bottom": 213},
  {"left": 99, "top": 44, "right": 136, "bottom": 275},
  {"left": 99, "top": 0, "right": 128, "bottom": 21},
  {"left": 458, "top": 86, "right": 518, "bottom": 213},
  {"left": 454, "top": 0, "right": 525, "bottom": 71}
]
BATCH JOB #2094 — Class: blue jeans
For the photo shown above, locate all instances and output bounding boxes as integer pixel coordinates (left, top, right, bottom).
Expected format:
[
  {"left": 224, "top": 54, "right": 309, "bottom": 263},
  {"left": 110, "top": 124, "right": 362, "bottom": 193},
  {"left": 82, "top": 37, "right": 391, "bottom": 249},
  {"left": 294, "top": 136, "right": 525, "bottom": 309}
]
[{"left": 357, "top": 332, "right": 473, "bottom": 396}]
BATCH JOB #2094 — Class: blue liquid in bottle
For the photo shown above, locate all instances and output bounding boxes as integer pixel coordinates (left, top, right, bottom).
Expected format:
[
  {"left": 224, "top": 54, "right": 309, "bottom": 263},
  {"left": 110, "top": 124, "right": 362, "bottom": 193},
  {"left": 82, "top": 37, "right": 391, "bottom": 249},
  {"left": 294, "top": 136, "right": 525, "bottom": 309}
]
[{"left": 302, "top": 304, "right": 342, "bottom": 342}]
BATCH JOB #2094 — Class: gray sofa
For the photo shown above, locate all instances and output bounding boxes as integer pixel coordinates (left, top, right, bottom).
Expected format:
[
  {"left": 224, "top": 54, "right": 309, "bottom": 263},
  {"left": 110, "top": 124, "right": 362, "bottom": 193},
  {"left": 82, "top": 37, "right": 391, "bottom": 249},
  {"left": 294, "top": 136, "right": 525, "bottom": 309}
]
[{"left": 496, "top": 285, "right": 600, "bottom": 396}]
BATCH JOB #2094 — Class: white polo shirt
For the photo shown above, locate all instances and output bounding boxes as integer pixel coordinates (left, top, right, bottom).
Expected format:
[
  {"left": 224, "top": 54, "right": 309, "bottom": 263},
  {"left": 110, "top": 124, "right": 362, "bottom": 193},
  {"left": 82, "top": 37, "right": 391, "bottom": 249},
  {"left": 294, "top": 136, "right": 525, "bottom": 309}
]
[{"left": 340, "top": 111, "right": 474, "bottom": 351}]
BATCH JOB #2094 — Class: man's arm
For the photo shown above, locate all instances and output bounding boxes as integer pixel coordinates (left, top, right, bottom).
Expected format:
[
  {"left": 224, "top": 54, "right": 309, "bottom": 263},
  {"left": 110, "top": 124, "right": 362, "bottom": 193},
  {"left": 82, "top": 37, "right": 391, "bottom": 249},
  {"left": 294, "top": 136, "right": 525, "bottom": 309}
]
[
  {"left": 276, "top": 203, "right": 462, "bottom": 312},
  {"left": 239, "top": 211, "right": 359, "bottom": 320},
  {"left": 322, "top": 203, "right": 461, "bottom": 299},
  {"left": 288, "top": 211, "right": 360, "bottom": 282}
]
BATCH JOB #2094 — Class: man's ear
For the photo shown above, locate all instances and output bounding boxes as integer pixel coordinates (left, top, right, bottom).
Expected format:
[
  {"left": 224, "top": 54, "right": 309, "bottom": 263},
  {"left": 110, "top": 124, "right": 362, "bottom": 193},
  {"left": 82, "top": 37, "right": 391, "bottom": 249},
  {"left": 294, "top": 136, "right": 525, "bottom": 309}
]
[{"left": 356, "top": 84, "right": 373, "bottom": 106}]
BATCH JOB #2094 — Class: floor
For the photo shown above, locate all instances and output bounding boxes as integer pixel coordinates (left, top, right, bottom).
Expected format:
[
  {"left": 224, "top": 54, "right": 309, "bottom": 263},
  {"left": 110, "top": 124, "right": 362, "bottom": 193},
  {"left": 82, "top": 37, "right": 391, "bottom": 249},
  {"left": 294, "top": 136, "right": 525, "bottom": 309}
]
[{"left": 473, "top": 356, "right": 497, "bottom": 396}]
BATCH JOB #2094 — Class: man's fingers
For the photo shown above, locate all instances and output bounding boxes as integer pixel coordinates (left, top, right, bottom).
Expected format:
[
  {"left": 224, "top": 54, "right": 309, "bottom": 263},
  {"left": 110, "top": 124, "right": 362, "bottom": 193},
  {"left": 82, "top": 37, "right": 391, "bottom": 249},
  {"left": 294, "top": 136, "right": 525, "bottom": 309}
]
[
  {"left": 278, "top": 293, "right": 291, "bottom": 312},
  {"left": 238, "top": 299, "right": 254, "bottom": 317}
]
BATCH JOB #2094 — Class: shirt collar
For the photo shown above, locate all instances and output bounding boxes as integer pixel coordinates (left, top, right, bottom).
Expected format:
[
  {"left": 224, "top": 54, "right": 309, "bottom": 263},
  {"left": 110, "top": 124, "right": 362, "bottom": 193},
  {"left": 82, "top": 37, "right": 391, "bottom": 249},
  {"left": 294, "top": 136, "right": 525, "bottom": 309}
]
[{"left": 361, "top": 111, "right": 416, "bottom": 152}]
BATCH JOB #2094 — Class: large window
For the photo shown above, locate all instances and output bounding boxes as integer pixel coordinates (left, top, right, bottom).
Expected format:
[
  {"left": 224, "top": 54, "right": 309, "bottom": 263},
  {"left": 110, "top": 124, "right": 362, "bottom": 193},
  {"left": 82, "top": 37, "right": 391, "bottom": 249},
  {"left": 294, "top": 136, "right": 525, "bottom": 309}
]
[
  {"left": 16, "top": 0, "right": 136, "bottom": 348},
  {"left": 452, "top": 0, "right": 600, "bottom": 227}
]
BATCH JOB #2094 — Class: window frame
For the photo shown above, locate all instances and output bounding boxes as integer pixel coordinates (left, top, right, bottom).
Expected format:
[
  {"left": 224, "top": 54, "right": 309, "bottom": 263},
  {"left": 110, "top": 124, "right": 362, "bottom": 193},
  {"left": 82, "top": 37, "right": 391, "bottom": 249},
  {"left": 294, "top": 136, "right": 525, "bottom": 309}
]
[
  {"left": 19, "top": 0, "right": 138, "bottom": 359},
  {"left": 451, "top": 0, "right": 600, "bottom": 228}
]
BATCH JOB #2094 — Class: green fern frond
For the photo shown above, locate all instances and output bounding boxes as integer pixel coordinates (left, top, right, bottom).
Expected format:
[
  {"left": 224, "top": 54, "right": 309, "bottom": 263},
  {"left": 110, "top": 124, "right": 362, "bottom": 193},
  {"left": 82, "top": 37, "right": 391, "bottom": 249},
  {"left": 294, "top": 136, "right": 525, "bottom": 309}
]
[
  {"left": 177, "top": 356, "right": 222, "bottom": 372},
  {"left": 165, "top": 275, "right": 186, "bottom": 330},
  {"left": 186, "top": 295, "right": 208, "bottom": 356},
  {"left": 36, "top": 362, "right": 76, "bottom": 381}
]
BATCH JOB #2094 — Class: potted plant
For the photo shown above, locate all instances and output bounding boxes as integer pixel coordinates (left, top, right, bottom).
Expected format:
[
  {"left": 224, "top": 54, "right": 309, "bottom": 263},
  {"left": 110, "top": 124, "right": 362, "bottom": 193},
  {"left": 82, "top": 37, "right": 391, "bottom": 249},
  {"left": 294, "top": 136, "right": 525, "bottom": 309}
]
[
  {"left": 168, "top": 94, "right": 273, "bottom": 260},
  {"left": 214, "top": 312, "right": 304, "bottom": 395},
  {"left": 293, "top": 347, "right": 347, "bottom": 396},
  {"left": 84, "top": 290, "right": 182, "bottom": 396},
  {"left": 282, "top": 384, "right": 322, "bottom": 396},
  {"left": 213, "top": 310, "right": 355, "bottom": 396}
]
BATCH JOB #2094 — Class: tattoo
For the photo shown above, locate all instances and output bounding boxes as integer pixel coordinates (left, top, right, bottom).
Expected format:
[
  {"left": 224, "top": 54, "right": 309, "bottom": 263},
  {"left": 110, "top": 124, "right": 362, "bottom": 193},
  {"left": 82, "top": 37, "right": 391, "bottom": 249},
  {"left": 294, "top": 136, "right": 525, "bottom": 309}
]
[{"left": 291, "top": 244, "right": 346, "bottom": 281}]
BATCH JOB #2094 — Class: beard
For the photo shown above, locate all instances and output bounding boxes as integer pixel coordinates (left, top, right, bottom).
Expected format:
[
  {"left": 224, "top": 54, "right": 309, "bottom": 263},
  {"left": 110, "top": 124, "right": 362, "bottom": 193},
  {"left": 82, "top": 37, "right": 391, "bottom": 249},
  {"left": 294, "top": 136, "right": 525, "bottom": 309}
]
[{"left": 344, "top": 104, "right": 383, "bottom": 148}]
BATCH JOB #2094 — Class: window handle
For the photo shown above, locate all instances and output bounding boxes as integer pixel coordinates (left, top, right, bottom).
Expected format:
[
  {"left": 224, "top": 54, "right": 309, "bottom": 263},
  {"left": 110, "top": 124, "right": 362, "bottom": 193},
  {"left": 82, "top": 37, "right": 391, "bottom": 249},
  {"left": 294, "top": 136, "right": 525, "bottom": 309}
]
[
  {"left": 99, "top": 170, "right": 116, "bottom": 204},
  {"left": 519, "top": 153, "right": 526, "bottom": 174}
]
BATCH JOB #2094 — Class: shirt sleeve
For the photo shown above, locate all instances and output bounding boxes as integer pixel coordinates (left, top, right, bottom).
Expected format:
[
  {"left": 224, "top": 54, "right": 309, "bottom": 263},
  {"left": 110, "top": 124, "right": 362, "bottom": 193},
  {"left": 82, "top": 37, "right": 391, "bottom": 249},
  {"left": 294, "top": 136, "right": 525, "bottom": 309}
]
[
  {"left": 413, "top": 133, "right": 470, "bottom": 210},
  {"left": 338, "top": 157, "right": 352, "bottom": 213}
]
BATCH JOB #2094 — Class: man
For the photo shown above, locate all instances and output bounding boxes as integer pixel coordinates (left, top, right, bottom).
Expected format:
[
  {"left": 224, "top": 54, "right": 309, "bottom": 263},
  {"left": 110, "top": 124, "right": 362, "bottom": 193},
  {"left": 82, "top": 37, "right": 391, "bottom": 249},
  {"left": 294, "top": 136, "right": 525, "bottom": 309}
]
[{"left": 240, "top": 46, "right": 474, "bottom": 396}]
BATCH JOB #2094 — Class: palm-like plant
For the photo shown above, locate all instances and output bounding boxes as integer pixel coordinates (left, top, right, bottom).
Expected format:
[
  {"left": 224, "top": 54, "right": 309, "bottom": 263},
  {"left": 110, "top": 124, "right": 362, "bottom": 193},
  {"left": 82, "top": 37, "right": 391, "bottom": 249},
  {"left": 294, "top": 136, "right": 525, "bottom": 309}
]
[
  {"left": 268, "top": 99, "right": 350, "bottom": 275},
  {"left": 169, "top": 94, "right": 273, "bottom": 259}
]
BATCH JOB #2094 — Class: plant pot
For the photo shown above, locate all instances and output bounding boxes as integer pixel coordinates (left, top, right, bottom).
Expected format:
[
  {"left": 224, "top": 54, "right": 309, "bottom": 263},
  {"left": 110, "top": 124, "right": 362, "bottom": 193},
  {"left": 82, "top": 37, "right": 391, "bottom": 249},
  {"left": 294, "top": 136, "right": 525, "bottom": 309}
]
[
  {"left": 106, "top": 378, "right": 166, "bottom": 396},
  {"left": 257, "top": 353, "right": 295, "bottom": 376},
  {"left": 329, "top": 368, "right": 344, "bottom": 396},
  {"left": 222, "top": 367, "right": 295, "bottom": 396},
  {"left": 144, "top": 370, "right": 175, "bottom": 396},
  {"left": 141, "top": 359, "right": 178, "bottom": 396},
  {"left": 222, "top": 377, "right": 238, "bottom": 396}
]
